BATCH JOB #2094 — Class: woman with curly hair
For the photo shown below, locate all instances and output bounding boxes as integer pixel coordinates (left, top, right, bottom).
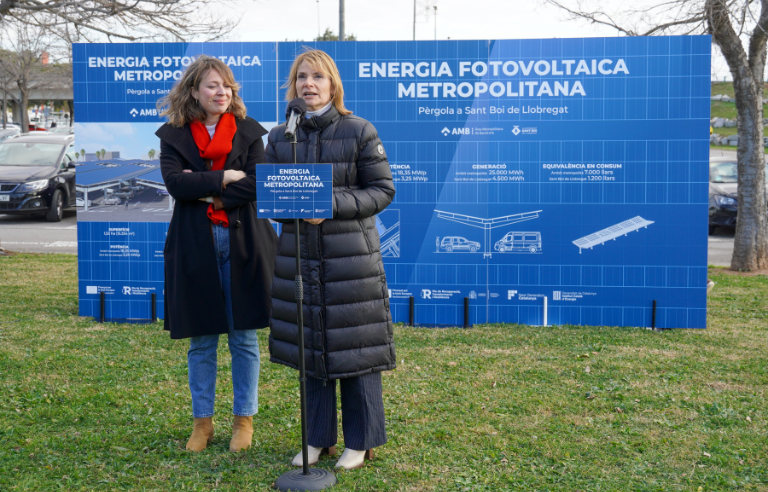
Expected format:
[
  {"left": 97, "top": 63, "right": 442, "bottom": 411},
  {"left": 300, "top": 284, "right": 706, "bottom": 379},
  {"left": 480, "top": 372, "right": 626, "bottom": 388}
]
[{"left": 156, "top": 55, "right": 277, "bottom": 453}]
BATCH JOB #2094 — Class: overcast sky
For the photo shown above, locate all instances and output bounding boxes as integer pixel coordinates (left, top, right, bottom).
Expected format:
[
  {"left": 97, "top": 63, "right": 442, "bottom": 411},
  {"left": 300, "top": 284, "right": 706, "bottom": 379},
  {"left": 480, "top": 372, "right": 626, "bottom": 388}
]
[{"left": 225, "top": 0, "right": 731, "bottom": 80}]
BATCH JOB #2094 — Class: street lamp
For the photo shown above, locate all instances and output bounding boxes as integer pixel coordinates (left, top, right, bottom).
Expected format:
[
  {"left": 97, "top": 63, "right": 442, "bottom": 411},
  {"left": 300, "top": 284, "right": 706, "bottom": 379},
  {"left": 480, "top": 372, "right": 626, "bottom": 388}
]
[{"left": 433, "top": 6, "right": 437, "bottom": 41}]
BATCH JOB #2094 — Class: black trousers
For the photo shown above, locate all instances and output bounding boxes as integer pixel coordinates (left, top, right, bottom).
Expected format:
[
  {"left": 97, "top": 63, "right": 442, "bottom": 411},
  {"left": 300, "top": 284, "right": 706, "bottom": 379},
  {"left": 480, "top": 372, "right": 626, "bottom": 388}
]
[{"left": 306, "top": 372, "right": 387, "bottom": 451}]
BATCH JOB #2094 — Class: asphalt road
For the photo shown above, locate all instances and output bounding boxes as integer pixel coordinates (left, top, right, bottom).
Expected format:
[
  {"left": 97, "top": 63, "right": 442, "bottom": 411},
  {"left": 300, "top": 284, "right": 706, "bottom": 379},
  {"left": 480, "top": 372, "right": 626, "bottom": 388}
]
[
  {"left": 708, "top": 226, "right": 735, "bottom": 267},
  {"left": 0, "top": 211, "right": 736, "bottom": 266},
  {"left": 0, "top": 211, "right": 78, "bottom": 254}
]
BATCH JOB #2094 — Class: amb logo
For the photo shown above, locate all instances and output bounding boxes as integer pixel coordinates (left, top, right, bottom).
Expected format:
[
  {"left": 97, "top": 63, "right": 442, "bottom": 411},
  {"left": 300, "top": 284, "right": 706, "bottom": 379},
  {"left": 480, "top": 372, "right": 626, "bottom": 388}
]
[
  {"left": 441, "top": 127, "right": 470, "bottom": 136},
  {"left": 130, "top": 108, "right": 158, "bottom": 117}
]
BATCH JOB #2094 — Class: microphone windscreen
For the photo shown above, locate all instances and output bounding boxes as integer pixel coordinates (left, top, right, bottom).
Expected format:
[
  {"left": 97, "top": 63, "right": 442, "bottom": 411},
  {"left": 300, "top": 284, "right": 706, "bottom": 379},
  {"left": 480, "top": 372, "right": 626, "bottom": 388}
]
[{"left": 285, "top": 98, "right": 307, "bottom": 121}]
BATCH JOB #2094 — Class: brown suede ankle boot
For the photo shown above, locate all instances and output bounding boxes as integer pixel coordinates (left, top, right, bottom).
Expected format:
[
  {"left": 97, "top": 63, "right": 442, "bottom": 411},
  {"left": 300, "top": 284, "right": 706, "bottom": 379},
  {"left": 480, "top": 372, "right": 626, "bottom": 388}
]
[
  {"left": 185, "top": 417, "right": 214, "bottom": 452},
  {"left": 229, "top": 415, "right": 253, "bottom": 452}
]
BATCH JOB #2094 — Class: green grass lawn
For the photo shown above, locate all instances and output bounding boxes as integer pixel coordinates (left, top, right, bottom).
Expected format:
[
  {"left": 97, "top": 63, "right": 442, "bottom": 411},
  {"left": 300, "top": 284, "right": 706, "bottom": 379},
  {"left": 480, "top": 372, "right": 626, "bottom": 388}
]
[
  {"left": 1, "top": 254, "right": 766, "bottom": 491},
  {"left": 710, "top": 82, "right": 768, "bottom": 149},
  {"left": 710, "top": 82, "right": 768, "bottom": 125}
]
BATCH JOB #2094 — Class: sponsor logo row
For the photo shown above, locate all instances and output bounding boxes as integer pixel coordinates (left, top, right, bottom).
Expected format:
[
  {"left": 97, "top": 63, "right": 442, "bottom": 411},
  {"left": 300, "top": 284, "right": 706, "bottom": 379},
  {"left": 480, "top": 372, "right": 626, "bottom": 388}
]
[
  {"left": 258, "top": 208, "right": 330, "bottom": 214},
  {"left": 410, "top": 288, "right": 595, "bottom": 302},
  {"left": 86, "top": 285, "right": 160, "bottom": 296},
  {"left": 440, "top": 126, "right": 537, "bottom": 136}
]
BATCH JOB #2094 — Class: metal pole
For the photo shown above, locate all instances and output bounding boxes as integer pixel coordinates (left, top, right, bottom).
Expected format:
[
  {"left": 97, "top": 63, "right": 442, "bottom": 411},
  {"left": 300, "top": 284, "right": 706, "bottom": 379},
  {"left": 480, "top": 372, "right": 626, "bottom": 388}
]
[
  {"left": 413, "top": 0, "right": 416, "bottom": 40},
  {"left": 433, "top": 6, "right": 437, "bottom": 41},
  {"left": 100, "top": 291, "right": 105, "bottom": 323},
  {"left": 339, "top": 0, "right": 345, "bottom": 41},
  {"left": 543, "top": 296, "right": 548, "bottom": 326},
  {"left": 151, "top": 293, "right": 157, "bottom": 322},
  {"left": 652, "top": 300, "right": 657, "bottom": 329},
  {"left": 463, "top": 297, "right": 469, "bottom": 328},
  {"left": 291, "top": 138, "right": 310, "bottom": 476}
]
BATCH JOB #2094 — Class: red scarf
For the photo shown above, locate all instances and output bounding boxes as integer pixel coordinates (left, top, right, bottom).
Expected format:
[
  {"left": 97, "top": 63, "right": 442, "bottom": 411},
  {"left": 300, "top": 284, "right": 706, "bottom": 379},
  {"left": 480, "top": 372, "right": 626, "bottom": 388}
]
[{"left": 189, "top": 113, "right": 237, "bottom": 227}]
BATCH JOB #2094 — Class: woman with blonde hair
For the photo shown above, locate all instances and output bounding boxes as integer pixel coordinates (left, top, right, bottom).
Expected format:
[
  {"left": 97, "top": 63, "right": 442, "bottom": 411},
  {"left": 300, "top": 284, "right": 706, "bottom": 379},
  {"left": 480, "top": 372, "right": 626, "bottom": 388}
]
[
  {"left": 156, "top": 55, "right": 277, "bottom": 453},
  {"left": 267, "top": 49, "right": 396, "bottom": 470}
]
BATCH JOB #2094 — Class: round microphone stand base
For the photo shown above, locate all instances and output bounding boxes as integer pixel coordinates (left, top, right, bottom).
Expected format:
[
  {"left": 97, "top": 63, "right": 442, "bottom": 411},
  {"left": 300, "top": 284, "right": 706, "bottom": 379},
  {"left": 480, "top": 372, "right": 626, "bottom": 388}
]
[{"left": 275, "top": 468, "right": 337, "bottom": 491}]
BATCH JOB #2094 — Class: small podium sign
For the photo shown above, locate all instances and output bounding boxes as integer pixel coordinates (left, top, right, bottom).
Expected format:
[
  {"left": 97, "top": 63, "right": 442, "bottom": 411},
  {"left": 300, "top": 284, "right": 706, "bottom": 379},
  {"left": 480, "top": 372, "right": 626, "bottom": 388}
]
[{"left": 256, "top": 163, "right": 333, "bottom": 219}]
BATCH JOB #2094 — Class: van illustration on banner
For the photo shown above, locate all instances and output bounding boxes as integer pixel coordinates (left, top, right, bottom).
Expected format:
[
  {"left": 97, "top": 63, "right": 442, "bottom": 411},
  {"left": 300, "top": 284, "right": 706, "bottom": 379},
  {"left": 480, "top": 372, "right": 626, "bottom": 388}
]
[{"left": 494, "top": 231, "right": 542, "bottom": 254}]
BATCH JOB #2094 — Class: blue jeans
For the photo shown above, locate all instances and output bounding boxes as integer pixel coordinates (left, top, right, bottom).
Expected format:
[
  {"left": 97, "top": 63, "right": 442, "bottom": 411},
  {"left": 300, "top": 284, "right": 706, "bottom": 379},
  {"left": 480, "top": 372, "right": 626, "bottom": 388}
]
[{"left": 187, "top": 223, "right": 260, "bottom": 418}]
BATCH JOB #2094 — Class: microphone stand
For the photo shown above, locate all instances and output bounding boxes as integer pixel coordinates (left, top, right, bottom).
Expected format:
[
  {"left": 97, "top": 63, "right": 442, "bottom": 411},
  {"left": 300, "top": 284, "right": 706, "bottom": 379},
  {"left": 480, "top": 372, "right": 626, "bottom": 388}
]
[{"left": 275, "top": 132, "right": 337, "bottom": 492}]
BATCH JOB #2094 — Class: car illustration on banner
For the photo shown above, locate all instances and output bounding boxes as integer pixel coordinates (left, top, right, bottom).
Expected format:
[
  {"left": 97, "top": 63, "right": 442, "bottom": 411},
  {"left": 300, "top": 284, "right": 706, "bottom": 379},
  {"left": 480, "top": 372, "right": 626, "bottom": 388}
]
[
  {"left": 494, "top": 231, "right": 542, "bottom": 253},
  {"left": 439, "top": 236, "right": 481, "bottom": 253}
]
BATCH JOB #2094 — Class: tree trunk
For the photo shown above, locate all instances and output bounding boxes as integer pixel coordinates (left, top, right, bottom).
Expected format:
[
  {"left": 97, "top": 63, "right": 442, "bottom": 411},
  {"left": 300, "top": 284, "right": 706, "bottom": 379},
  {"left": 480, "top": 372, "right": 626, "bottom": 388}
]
[
  {"left": 10, "top": 98, "right": 21, "bottom": 127},
  {"left": 2, "top": 92, "right": 6, "bottom": 129},
  {"left": 19, "top": 89, "right": 28, "bottom": 133},
  {"left": 708, "top": 0, "right": 768, "bottom": 271},
  {"left": 731, "top": 77, "right": 768, "bottom": 271}
]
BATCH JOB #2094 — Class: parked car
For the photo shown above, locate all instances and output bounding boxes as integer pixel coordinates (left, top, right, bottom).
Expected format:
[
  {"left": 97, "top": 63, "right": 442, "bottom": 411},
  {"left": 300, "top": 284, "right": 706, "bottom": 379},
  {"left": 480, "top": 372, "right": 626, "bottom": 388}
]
[
  {"left": 709, "top": 153, "right": 768, "bottom": 234},
  {"left": 495, "top": 231, "right": 542, "bottom": 253},
  {"left": 0, "top": 134, "right": 77, "bottom": 221},
  {"left": 440, "top": 236, "right": 480, "bottom": 252},
  {"left": 48, "top": 126, "right": 74, "bottom": 135},
  {"left": 0, "top": 128, "right": 20, "bottom": 143}
]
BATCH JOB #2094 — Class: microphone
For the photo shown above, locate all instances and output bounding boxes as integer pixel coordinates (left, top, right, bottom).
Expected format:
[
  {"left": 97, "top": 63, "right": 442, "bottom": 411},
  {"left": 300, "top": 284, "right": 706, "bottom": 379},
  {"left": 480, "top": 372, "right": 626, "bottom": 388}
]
[{"left": 284, "top": 98, "right": 307, "bottom": 141}]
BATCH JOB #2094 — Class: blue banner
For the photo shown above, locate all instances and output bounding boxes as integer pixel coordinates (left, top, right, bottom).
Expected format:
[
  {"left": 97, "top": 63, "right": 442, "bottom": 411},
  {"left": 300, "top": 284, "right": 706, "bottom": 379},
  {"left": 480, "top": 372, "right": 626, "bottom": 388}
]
[
  {"left": 73, "top": 42, "right": 279, "bottom": 322},
  {"left": 75, "top": 37, "right": 710, "bottom": 328}
]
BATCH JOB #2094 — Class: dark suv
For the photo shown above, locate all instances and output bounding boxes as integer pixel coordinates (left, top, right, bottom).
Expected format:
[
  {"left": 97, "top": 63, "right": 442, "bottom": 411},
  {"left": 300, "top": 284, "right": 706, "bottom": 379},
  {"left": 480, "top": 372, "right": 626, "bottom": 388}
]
[
  {"left": 709, "top": 152, "right": 768, "bottom": 234},
  {"left": 0, "top": 134, "right": 76, "bottom": 221}
]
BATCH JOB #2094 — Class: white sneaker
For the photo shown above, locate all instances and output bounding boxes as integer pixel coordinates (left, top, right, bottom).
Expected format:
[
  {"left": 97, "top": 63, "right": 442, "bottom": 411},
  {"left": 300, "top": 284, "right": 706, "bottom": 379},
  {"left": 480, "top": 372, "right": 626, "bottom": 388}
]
[
  {"left": 335, "top": 448, "right": 373, "bottom": 470},
  {"left": 707, "top": 279, "right": 715, "bottom": 294},
  {"left": 292, "top": 445, "right": 336, "bottom": 466}
]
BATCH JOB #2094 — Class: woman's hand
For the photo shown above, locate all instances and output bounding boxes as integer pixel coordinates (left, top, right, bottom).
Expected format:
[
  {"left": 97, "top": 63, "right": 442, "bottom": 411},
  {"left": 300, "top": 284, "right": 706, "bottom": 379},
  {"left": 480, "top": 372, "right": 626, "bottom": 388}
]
[
  {"left": 223, "top": 169, "right": 247, "bottom": 185},
  {"left": 304, "top": 218, "right": 325, "bottom": 225}
]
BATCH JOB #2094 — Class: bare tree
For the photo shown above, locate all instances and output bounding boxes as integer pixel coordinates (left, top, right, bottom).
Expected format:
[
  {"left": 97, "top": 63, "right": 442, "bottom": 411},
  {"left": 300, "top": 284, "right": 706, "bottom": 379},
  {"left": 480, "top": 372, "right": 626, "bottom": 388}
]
[
  {"left": 0, "top": 58, "right": 15, "bottom": 129},
  {"left": 0, "top": 0, "right": 240, "bottom": 44},
  {"left": 0, "top": 26, "right": 60, "bottom": 133},
  {"left": 542, "top": 0, "right": 768, "bottom": 271}
]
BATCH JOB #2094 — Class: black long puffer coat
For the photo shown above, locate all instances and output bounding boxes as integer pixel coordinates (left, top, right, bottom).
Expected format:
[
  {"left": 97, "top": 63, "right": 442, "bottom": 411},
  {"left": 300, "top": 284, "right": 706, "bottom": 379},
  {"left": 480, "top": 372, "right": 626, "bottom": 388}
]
[{"left": 267, "top": 106, "right": 396, "bottom": 381}]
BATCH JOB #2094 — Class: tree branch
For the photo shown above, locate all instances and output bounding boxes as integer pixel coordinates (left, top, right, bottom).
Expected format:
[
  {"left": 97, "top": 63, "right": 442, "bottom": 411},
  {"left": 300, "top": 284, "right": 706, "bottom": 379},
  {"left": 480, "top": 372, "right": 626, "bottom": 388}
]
[{"left": 0, "top": 0, "right": 240, "bottom": 45}]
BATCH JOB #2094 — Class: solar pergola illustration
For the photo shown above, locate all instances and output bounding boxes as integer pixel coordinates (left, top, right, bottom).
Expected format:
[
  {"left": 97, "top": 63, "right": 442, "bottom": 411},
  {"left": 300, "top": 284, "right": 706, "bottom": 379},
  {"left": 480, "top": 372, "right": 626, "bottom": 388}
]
[
  {"left": 134, "top": 169, "right": 174, "bottom": 210},
  {"left": 572, "top": 216, "right": 655, "bottom": 253},
  {"left": 434, "top": 210, "right": 542, "bottom": 257},
  {"left": 76, "top": 165, "right": 159, "bottom": 211}
]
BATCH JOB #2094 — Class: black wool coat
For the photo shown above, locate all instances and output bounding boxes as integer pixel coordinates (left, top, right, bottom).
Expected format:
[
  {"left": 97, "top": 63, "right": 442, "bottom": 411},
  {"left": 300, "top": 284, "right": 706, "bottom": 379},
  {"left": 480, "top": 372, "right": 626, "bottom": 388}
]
[
  {"left": 267, "top": 107, "right": 397, "bottom": 380},
  {"left": 156, "top": 116, "right": 278, "bottom": 339}
]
